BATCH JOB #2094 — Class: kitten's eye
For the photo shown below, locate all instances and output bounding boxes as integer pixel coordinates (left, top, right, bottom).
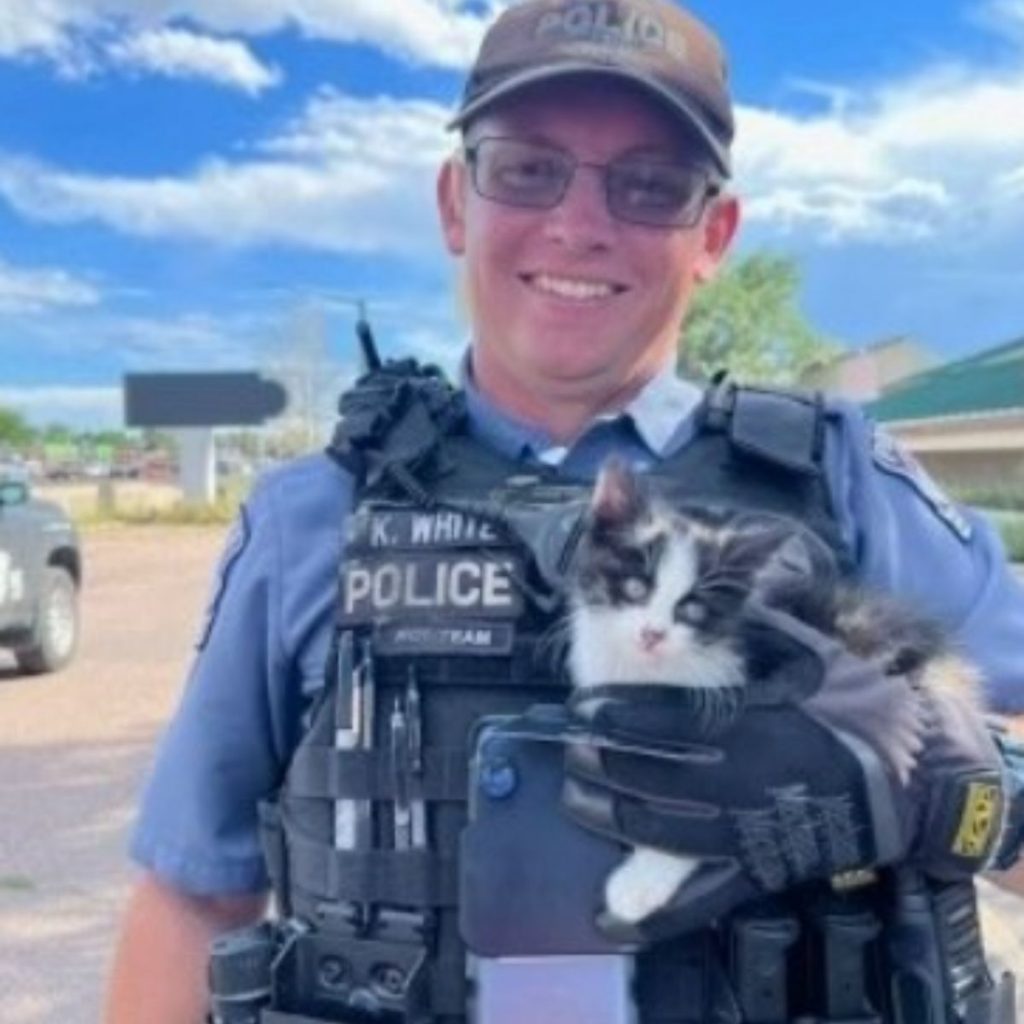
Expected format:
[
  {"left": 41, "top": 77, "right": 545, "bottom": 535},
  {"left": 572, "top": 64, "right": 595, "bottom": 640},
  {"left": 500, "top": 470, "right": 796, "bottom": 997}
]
[
  {"left": 621, "top": 577, "right": 650, "bottom": 602},
  {"left": 676, "top": 597, "right": 708, "bottom": 625}
]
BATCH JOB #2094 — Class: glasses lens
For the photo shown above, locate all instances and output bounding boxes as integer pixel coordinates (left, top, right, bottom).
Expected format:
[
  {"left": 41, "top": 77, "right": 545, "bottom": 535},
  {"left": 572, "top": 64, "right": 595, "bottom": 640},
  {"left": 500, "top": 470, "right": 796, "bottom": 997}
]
[
  {"left": 471, "top": 139, "right": 571, "bottom": 209},
  {"left": 606, "top": 160, "right": 709, "bottom": 227}
]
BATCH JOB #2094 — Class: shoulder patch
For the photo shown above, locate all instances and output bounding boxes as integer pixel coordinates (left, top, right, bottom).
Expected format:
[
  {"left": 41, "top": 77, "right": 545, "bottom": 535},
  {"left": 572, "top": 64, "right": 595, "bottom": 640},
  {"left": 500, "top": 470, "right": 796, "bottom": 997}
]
[
  {"left": 871, "top": 428, "right": 973, "bottom": 542},
  {"left": 197, "top": 506, "right": 252, "bottom": 650}
]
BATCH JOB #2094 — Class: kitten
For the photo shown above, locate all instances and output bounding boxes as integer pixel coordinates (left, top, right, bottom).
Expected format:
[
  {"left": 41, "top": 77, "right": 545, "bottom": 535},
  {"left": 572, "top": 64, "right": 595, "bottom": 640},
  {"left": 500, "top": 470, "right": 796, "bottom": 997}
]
[{"left": 567, "top": 458, "right": 979, "bottom": 927}]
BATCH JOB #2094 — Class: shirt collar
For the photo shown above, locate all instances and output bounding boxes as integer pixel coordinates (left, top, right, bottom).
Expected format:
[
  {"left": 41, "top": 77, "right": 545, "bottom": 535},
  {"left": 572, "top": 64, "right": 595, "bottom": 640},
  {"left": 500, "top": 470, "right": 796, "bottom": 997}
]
[{"left": 460, "top": 354, "right": 704, "bottom": 462}]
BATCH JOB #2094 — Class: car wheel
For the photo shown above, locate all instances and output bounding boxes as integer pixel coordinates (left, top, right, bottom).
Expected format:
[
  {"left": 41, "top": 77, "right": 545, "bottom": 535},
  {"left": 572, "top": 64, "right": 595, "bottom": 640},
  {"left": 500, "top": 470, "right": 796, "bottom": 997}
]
[{"left": 16, "top": 566, "right": 79, "bottom": 674}]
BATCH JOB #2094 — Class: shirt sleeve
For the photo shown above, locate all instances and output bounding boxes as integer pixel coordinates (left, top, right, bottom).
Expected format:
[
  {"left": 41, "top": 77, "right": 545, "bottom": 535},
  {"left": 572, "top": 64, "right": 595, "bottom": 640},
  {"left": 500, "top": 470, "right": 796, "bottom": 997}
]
[
  {"left": 130, "top": 455, "right": 350, "bottom": 894},
  {"left": 825, "top": 402, "right": 1024, "bottom": 713}
]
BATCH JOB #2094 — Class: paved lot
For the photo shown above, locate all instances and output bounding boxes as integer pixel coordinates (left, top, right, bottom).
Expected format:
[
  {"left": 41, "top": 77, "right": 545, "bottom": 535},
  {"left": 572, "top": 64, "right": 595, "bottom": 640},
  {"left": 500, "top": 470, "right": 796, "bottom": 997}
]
[
  {"left": 0, "top": 527, "right": 226, "bottom": 1024},
  {"left": 0, "top": 531, "right": 1021, "bottom": 1023}
]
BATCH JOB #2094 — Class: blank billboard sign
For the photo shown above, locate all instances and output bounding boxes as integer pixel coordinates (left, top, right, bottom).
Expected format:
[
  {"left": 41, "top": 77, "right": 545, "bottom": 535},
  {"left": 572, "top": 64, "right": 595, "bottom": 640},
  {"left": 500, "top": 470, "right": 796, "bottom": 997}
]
[{"left": 124, "top": 372, "right": 288, "bottom": 428}]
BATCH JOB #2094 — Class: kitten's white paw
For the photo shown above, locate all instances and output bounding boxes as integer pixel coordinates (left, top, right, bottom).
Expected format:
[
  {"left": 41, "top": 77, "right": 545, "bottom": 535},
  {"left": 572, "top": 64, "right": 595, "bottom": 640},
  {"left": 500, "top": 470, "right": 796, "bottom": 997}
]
[{"left": 604, "top": 848, "right": 697, "bottom": 925}]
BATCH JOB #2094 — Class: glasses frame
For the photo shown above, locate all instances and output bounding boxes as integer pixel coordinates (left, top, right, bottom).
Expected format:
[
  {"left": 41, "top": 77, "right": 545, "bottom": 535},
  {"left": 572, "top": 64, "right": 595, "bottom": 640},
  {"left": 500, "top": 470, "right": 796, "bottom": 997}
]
[{"left": 463, "top": 135, "right": 722, "bottom": 230}]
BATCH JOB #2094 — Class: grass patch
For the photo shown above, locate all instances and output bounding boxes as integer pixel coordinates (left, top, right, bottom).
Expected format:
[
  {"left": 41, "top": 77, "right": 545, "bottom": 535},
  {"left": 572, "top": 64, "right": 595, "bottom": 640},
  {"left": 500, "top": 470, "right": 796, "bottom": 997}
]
[
  {"left": 996, "top": 515, "right": 1024, "bottom": 562},
  {"left": 951, "top": 485, "right": 1024, "bottom": 513},
  {"left": 77, "top": 494, "right": 242, "bottom": 527},
  {"left": 73, "top": 479, "right": 248, "bottom": 528},
  {"left": 946, "top": 486, "right": 1024, "bottom": 560},
  {"left": 0, "top": 875, "right": 36, "bottom": 892}
]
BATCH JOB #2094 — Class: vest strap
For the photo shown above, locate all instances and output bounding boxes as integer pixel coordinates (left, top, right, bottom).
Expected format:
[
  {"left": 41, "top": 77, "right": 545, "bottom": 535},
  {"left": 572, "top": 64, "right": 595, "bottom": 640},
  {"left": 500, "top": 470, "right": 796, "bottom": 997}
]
[
  {"left": 704, "top": 379, "right": 826, "bottom": 476},
  {"left": 289, "top": 746, "right": 469, "bottom": 803},
  {"left": 262, "top": 1012, "right": 334, "bottom": 1024},
  {"left": 288, "top": 833, "right": 460, "bottom": 908}
]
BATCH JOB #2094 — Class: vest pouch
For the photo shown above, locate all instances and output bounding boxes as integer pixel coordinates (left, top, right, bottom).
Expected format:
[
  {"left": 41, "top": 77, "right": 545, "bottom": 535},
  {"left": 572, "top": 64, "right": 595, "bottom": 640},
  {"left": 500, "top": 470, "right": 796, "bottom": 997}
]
[
  {"left": 460, "top": 707, "right": 629, "bottom": 956},
  {"left": 268, "top": 925, "right": 430, "bottom": 1023},
  {"left": 460, "top": 707, "right": 639, "bottom": 1024}
]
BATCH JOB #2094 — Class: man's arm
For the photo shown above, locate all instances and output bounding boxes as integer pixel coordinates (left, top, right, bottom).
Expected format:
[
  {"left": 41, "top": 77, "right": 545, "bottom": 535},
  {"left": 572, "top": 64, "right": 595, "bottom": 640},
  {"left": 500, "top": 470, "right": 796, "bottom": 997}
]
[
  {"left": 986, "top": 715, "right": 1024, "bottom": 897},
  {"left": 989, "top": 858, "right": 1024, "bottom": 897},
  {"left": 104, "top": 873, "right": 267, "bottom": 1024}
]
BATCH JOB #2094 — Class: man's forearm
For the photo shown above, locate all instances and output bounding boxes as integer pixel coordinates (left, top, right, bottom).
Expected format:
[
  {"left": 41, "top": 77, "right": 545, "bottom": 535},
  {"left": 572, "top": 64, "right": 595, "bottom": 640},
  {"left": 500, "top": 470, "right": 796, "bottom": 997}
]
[
  {"left": 988, "top": 857, "right": 1024, "bottom": 897},
  {"left": 105, "top": 873, "right": 266, "bottom": 1024},
  {"left": 986, "top": 714, "right": 1024, "bottom": 896}
]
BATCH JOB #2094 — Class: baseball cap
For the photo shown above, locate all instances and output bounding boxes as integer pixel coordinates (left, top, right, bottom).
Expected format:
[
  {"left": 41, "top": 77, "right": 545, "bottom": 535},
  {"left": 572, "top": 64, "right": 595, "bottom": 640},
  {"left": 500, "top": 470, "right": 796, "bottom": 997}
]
[{"left": 449, "top": 0, "right": 734, "bottom": 175}]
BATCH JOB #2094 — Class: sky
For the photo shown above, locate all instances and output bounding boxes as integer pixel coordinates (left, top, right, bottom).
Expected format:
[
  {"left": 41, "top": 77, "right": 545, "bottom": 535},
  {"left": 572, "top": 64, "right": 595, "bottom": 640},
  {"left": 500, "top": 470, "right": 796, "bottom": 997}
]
[{"left": 0, "top": 0, "right": 1023, "bottom": 429}]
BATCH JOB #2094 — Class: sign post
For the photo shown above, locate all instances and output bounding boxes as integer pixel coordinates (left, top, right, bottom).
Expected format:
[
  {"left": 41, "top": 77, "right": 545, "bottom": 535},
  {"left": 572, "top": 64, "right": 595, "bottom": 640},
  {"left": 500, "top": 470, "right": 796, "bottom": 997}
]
[{"left": 123, "top": 372, "right": 288, "bottom": 504}]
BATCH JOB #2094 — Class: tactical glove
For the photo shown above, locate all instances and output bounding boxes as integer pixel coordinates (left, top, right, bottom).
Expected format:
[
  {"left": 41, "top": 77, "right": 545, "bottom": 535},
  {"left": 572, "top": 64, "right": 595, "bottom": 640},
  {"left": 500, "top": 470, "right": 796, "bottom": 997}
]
[{"left": 562, "top": 601, "right": 1007, "bottom": 940}]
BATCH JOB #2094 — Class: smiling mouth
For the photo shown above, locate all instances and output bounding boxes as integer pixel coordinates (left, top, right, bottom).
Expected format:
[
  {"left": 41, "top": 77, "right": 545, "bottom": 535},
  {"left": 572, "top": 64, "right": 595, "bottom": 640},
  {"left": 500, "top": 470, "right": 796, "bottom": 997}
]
[{"left": 521, "top": 272, "right": 628, "bottom": 302}]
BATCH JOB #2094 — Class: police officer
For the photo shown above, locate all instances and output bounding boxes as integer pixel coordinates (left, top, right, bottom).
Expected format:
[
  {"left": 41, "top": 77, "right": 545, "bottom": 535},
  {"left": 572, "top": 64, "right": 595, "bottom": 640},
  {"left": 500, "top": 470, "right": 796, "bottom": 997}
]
[{"left": 104, "top": 1, "right": 1024, "bottom": 1021}]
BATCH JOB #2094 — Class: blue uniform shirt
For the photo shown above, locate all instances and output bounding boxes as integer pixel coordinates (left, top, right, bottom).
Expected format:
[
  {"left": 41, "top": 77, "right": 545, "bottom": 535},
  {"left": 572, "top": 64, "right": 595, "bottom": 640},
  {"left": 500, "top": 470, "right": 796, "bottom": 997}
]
[{"left": 131, "top": 369, "right": 1024, "bottom": 895}]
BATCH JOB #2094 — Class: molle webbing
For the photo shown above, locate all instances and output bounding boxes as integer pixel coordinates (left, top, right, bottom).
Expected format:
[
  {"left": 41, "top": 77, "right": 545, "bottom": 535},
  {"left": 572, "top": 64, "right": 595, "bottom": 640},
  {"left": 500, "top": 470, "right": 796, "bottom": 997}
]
[{"left": 287, "top": 746, "right": 469, "bottom": 803}]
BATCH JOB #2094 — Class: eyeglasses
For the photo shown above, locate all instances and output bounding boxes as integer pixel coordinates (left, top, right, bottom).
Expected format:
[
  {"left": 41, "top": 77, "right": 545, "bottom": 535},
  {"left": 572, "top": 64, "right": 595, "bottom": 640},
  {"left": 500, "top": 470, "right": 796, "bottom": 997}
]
[{"left": 463, "top": 136, "right": 720, "bottom": 229}]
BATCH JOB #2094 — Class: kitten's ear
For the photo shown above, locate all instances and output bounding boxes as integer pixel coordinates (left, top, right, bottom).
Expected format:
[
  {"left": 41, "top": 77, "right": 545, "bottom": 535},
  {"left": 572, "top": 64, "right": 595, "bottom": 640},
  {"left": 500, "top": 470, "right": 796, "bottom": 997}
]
[{"left": 591, "top": 458, "right": 646, "bottom": 527}]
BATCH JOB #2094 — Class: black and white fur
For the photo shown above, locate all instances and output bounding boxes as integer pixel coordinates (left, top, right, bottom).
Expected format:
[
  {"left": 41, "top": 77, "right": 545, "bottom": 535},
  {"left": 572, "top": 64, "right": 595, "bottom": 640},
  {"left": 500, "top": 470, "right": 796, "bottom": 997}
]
[{"left": 567, "top": 459, "right": 979, "bottom": 926}]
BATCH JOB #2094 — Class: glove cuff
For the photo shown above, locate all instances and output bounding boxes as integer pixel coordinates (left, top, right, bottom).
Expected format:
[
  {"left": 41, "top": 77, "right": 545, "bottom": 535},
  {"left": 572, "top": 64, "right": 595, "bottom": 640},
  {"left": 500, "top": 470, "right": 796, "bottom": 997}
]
[
  {"left": 906, "top": 684, "right": 1010, "bottom": 877},
  {"left": 988, "top": 727, "right": 1024, "bottom": 872},
  {"left": 915, "top": 768, "right": 1005, "bottom": 875}
]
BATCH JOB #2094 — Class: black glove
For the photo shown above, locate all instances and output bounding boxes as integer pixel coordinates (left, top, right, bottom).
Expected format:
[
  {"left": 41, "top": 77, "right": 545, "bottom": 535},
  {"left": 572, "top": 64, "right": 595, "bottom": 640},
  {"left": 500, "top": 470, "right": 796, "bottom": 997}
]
[{"left": 563, "top": 601, "right": 1007, "bottom": 940}]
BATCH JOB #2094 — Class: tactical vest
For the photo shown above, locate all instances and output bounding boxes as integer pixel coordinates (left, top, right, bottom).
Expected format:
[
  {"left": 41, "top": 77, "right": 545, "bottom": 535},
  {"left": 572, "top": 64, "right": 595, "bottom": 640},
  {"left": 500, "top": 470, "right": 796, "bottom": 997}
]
[{"left": 257, "top": 361, "right": 851, "bottom": 1024}]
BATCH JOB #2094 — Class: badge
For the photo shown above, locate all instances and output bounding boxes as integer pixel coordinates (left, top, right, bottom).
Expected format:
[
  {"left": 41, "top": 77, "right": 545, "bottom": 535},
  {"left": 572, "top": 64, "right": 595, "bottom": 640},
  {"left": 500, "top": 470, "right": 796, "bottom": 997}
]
[
  {"left": 871, "top": 427, "right": 972, "bottom": 542},
  {"left": 197, "top": 506, "right": 252, "bottom": 649}
]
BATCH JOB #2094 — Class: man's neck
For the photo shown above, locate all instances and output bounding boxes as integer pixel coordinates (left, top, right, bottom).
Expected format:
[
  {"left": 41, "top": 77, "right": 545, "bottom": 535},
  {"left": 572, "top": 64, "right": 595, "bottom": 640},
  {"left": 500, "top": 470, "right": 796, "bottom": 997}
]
[
  {"left": 475, "top": 375, "right": 645, "bottom": 445},
  {"left": 469, "top": 355, "right": 669, "bottom": 446}
]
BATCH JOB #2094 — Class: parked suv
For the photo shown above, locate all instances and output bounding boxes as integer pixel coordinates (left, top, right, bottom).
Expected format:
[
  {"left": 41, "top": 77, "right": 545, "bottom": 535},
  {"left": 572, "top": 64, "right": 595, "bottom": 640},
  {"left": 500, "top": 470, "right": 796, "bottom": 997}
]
[{"left": 0, "top": 471, "right": 81, "bottom": 673}]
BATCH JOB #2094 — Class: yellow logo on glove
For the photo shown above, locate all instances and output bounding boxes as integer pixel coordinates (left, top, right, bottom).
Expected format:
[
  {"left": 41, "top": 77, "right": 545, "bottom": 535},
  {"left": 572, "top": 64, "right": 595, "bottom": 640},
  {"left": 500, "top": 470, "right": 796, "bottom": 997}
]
[{"left": 952, "top": 782, "right": 1002, "bottom": 860}]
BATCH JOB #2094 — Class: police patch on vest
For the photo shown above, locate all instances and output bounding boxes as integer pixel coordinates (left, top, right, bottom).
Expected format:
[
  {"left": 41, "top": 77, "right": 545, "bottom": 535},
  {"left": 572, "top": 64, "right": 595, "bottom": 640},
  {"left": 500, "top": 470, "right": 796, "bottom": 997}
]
[
  {"left": 375, "top": 622, "right": 515, "bottom": 657},
  {"left": 339, "top": 552, "right": 524, "bottom": 625},
  {"left": 871, "top": 427, "right": 972, "bottom": 542}
]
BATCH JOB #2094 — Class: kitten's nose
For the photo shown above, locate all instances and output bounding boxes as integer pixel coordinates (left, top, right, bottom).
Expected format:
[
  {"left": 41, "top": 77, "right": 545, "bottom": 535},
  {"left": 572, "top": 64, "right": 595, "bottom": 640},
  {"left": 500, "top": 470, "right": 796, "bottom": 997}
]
[{"left": 641, "top": 626, "right": 666, "bottom": 651}]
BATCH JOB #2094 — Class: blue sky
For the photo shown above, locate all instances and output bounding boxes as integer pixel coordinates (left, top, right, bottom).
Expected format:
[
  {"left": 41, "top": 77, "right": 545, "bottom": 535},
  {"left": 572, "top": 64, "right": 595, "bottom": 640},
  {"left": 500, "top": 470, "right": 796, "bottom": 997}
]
[{"left": 1, "top": 0, "right": 1023, "bottom": 428}]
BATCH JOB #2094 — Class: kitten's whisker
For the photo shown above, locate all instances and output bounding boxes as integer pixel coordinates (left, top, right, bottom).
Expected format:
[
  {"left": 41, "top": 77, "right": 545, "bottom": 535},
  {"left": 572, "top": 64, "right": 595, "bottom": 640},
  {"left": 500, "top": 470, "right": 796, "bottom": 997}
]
[{"left": 538, "top": 615, "right": 573, "bottom": 665}]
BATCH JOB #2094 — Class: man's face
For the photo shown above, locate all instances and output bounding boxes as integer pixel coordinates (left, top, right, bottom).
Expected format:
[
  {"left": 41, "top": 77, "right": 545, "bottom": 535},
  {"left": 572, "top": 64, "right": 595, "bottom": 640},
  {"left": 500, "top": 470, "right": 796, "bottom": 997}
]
[{"left": 438, "top": 78, "right": 739, "bottom": 422}]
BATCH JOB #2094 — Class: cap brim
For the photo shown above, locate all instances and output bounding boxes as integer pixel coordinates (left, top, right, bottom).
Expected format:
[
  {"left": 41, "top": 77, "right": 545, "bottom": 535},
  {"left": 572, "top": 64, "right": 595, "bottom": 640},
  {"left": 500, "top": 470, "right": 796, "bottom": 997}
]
[{"left": 447, "top": 63, "right": 730, "bottom": 176}]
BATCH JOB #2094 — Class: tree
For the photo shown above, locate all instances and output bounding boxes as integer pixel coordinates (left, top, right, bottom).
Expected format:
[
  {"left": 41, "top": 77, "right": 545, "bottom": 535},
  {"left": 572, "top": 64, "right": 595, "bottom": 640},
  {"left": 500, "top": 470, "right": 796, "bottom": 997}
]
[
  {"left": 0, "top": 407, "right": 35, "bottom": 447},
  {"left": 679, "top": 252, "right": 838, "bottom": 385},
  {"left": 267, "top": 300, "right": 345, "bottom": 455}
]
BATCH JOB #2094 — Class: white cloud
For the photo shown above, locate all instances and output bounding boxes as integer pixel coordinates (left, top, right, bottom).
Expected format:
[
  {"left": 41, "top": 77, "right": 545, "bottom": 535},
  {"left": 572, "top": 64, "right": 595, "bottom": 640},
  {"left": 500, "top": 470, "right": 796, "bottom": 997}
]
[
  {"left": 166, "top": 0, "right": 498, "bottom": 68},
  {"left": 0, "top": 92, "right": 451, "bottom": 255},
  {"left": 972, "top": 0, "right": 1024, "bottom": 42},
  {"left": 0, "top": 386, "right": 122, "bottom": 429},
  {"left": 0, "top": 0, "right": 499, "bottom": 76},
  {"left": 997, "top": 164, "right": 1024, "bottom": 196},
  {"left": 0, "top": 3, "right": 79, "bottom": 62},
  {"left": 0, "top": 258, "right": 101, "bottom": 313},
  {"left": 1, "top": 306, "right": 275, "bottom": 373},
  {"left": 106, "top": 27, "right": 281, "bottom": 94},
  {"left": 3, "top": 4, "right": 1021, "bottom": 252},
  {"left": 735, "top": 51, "right": 1024, "bottom": 243},
  {"left": 87, "top": 312, "right": 261, "bottom": 365}
]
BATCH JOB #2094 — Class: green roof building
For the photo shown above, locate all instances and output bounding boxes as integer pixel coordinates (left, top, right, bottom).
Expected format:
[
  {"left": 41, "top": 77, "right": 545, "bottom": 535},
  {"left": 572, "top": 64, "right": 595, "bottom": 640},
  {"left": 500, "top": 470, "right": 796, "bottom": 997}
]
[
  {"left": 866, "top": 336, "right": 1024, "bottom": 490},
  {"left": 869, "top": 336, "right": 1024, "bottom": 423}
]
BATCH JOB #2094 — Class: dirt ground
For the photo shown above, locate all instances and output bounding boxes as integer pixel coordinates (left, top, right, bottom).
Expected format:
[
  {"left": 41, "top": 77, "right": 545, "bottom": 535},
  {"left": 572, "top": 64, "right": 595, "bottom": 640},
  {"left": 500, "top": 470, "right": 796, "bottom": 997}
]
[
  {"left": 0, "top": 526, "right": 226, "bottom": 1024},
  {"left": 0, "top": 528, "right": 1021, "bottom": 1023}
]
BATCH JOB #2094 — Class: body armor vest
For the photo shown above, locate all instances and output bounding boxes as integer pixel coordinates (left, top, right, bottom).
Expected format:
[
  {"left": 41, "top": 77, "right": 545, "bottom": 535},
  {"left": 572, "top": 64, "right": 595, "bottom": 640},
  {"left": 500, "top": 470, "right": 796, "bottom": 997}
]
[{"left": 257, "top": 362, "right": 851, "bottom": 1024}]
